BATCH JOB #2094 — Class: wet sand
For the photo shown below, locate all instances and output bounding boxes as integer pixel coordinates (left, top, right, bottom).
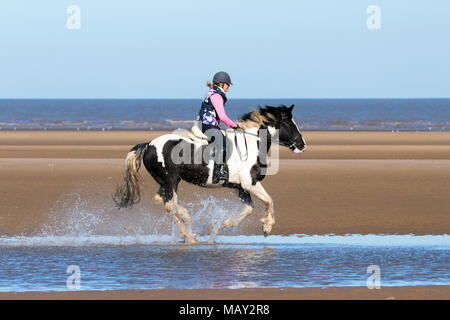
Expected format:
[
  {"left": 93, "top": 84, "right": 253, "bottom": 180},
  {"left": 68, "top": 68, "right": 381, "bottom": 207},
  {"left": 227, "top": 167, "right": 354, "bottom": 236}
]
[
  {"left": 0, "top": 131, "right": 449, "bottom": 299},
  {"left": 0, "top": 286, "right": 448, "bottom": 300},
  {"left": 1, "top": 157, "right": 449, "bottom": 235},
  {"left": 0, "top": 131, "right": 449, "bottom": 236}
]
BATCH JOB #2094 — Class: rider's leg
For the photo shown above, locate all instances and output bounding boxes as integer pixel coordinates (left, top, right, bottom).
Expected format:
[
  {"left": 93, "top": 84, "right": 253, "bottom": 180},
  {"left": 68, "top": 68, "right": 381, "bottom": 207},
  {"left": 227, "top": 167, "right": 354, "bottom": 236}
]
[
  {"left": 215, "top": 130, "right": 228, "bottom": 180},
  {"left": 202, "top": 124, "right": 228, "bottom": 183}
]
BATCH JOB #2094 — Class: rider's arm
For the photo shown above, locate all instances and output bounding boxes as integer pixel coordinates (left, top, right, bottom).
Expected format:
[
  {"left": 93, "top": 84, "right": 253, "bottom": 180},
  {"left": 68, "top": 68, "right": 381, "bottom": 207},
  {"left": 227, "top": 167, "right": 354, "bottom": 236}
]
[{"left": 211, "top": 94, "right": 237, "bottom": 128}]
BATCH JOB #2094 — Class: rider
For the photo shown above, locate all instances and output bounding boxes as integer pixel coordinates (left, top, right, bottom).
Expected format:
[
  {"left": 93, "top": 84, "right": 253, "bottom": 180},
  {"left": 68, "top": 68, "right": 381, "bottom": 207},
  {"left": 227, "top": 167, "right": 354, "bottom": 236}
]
[{"left": 197, "top": 71, "right": 238, "bottom": 183}]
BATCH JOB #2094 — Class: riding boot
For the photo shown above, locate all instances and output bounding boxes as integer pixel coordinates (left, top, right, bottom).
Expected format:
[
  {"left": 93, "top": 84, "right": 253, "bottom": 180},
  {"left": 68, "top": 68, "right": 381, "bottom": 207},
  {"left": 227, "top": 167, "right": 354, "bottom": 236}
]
[{"left": 212, "top": 163, "right": 229, "bottom": 184}]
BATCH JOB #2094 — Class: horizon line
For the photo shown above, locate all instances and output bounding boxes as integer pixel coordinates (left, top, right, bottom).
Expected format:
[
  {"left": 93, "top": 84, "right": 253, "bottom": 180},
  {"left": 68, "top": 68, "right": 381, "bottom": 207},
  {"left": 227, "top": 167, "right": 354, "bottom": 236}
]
[{"left": 1, "top": 97, "right": 450, "bottom": 100}]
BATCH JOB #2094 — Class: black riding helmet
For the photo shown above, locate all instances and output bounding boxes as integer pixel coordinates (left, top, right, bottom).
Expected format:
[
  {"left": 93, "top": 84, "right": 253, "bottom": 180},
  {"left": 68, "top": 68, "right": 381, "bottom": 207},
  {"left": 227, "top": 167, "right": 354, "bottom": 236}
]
[{"left": 213, "top": 71, "right": 233, "bottom": 85}]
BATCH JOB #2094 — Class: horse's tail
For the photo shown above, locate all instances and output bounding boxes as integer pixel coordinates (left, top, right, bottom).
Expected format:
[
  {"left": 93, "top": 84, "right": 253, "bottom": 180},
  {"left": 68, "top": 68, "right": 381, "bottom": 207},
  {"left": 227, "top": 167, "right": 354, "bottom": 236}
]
[{"left": 113, "top": 143, "right": 150, "bottom": 209}]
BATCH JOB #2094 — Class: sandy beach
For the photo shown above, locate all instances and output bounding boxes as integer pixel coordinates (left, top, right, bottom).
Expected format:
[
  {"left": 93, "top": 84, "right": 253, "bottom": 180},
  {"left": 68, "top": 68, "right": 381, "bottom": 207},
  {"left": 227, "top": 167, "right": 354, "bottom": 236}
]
[
  {"left": 0, "top": 131, "right": 449, "bottom": 299},
  {"left": 0, "top": 131, "right": 449, "bottom": 236},
  {"left": 1, "top": 286, "right": 449, "bottom": 300}
]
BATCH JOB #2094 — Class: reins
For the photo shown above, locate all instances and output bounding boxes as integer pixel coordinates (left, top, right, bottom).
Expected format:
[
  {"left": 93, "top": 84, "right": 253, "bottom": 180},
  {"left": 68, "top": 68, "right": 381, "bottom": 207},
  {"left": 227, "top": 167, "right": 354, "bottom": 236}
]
[
  {"left": 232, "top": 128, "right": 298, "bottom": 161},
  {"left": 234, "top": 129, "right": 249, "bottom": 161}
]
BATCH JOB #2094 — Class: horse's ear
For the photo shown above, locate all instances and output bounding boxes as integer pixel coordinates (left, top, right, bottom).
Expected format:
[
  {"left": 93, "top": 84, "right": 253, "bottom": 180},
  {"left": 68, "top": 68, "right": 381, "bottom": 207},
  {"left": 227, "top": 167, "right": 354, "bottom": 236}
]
[{"left": 289, "top": 104, "right": 295, "bottom": 112}]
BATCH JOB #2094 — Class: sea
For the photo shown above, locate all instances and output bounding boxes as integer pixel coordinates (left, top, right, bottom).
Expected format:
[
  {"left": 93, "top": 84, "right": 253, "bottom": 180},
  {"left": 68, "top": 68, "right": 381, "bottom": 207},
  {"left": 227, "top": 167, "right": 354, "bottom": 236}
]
[{"left": 0, "top": 99, "right": 449, "bottom": 131}]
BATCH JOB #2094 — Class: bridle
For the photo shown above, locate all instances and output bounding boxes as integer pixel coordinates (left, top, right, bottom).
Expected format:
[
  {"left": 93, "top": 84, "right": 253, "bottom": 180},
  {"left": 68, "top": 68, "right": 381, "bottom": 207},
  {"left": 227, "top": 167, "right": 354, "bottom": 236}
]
[{"left": 233, "top": 122, "right": 301, "bottom": 161}]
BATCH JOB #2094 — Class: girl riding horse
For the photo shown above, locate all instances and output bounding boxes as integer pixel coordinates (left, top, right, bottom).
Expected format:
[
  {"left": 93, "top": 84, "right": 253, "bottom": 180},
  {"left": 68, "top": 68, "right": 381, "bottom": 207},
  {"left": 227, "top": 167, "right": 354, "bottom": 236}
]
[
  {"left": 114, "top": 102, "right": 306, "bottom": 244},
  {"left": 197, "top": 71, "right": 238, "bottom": 183}
]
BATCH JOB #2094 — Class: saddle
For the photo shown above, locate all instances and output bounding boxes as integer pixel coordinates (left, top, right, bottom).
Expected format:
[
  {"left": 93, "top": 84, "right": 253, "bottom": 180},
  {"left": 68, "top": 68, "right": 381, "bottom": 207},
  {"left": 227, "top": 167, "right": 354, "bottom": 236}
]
[
  {"left": 188, "top": 125, "right": 249, "bottom": 162},
  {"left": 188, "top": 126, "right": 226, "bottom": 145},
  {"left": 188, "top": 125, "right": 209, "bottom": 145}
]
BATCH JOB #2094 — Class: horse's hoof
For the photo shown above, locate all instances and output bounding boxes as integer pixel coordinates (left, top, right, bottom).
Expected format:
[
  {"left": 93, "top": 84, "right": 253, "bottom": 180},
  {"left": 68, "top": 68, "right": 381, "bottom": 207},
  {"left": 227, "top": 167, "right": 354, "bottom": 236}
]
[
  {"left": 186, "top": 234, "right": 198, "bottom": 244},
  {"left": 222, "top": 219, "right": 234, "bottom": 228},
  {"left": 153, "top": 193, "right": 164, "bottom": 205},
  {"left": 164, "top": 202, "right": 174, "bottom": 213},
  {"left": 262, "top": 224, "right": 272, "bottom": 237}
]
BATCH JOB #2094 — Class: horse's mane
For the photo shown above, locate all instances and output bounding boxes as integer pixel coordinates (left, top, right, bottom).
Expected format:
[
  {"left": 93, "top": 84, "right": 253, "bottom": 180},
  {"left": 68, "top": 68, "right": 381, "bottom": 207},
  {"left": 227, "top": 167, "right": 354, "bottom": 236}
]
[{"left": 238, "top": 105, "right": 284, "bottom": 130}]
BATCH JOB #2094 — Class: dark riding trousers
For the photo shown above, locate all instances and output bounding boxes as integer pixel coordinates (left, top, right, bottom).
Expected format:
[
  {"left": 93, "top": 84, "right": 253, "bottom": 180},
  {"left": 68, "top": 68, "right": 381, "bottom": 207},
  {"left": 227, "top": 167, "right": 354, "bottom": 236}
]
[{"left": 201, "top": 123, "right": 227, "bottom": 164}]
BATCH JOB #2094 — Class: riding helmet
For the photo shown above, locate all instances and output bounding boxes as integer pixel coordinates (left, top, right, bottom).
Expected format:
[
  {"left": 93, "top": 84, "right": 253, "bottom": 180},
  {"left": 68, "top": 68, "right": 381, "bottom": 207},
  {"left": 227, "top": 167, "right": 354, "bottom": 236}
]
[{"left": 213, "top": 71, "right": 233, "bottom": 85}]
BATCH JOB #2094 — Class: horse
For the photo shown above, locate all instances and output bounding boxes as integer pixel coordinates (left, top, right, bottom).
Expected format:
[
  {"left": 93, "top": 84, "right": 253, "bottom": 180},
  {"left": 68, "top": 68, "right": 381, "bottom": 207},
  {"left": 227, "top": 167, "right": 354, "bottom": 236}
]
[{"left": 113, "top": 104, "right": 306, "bottom": 243}]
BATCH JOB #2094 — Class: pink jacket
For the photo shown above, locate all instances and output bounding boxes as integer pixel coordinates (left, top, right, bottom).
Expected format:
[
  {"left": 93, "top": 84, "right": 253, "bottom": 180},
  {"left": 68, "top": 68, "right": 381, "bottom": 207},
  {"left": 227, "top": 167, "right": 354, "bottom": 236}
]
[{"left": 210, "top": 93, "right": 237, "bottom": 128}]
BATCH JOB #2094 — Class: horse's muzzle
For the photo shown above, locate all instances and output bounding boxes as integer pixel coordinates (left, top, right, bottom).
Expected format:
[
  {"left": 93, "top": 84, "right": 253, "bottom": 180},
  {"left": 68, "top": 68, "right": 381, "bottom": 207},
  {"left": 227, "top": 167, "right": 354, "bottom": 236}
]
[
  {"left": 291, "top": 138, "right": 306, "bottom": 153},
  {"left": 292, "top": 145, "right": 306, "bottom": 153}
]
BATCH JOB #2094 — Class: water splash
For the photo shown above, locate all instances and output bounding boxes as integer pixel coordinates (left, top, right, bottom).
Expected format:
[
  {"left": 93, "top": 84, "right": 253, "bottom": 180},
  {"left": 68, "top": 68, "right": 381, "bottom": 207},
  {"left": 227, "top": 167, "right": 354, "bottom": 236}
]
[
  {"left": 40, "top": 193, "right": 169, "bottom": 238},
  {"left": 35, "top": 190, "right": 243, "bottom": 244},
  {"left": 185, "top": 194, "right": 242, "bottom": 242},
  {"left": 5, "top": 188, "right": 447, "bottom": 247}
]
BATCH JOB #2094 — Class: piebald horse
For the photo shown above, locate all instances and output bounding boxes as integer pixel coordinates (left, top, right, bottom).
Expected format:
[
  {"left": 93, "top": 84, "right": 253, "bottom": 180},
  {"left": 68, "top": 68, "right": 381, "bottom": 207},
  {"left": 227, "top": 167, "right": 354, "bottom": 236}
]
[{"left": 114, "top": 105, "right": 306, "bottom": 243}]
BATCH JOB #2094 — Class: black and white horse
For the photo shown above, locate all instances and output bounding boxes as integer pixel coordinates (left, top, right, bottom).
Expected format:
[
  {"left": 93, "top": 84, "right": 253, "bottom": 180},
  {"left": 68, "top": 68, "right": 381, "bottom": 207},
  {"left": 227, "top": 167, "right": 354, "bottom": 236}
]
[{"left": 114, "top": 105, "right": 306, "bottom": 243}]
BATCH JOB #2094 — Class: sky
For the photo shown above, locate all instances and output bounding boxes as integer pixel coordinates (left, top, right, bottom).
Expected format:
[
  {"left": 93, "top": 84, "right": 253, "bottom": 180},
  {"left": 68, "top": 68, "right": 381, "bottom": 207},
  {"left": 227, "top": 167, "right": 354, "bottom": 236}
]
[{"left": 0, "top": 0, "right": 449, "bottom": 99}]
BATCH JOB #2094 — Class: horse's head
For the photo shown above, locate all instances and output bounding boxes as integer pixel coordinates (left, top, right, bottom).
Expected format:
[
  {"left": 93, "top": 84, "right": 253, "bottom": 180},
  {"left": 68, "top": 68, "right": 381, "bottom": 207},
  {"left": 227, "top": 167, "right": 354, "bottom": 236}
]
[
  {"left": 275, "top": 104, "right": 306, "bottom": 153},
  {"left": 239, "top": 104, "right": 306, "bottom": 153}
]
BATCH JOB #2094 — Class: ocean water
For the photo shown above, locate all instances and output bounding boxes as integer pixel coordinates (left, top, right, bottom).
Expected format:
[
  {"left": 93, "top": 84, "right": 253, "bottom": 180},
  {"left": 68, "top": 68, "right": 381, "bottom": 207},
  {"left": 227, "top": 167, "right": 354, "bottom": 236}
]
[
  {"left": 0, "top": 234, "right": 448, "bottom": 292},
  {"left": 0, "top": 99, "right": 449, "bottom": 131}
]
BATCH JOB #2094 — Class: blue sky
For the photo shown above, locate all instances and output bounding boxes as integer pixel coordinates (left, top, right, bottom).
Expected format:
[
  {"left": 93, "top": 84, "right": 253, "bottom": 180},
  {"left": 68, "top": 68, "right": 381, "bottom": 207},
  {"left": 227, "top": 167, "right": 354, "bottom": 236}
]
[{"left": 0, "top": 0, "right": 449, "bottom": 98}]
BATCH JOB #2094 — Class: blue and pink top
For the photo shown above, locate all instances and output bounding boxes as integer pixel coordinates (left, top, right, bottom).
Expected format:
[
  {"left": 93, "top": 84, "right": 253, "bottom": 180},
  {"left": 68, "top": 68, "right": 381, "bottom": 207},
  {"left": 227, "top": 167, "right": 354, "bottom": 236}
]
[{"left": 197, "top": 86, "right": 237, "bottom": 128}]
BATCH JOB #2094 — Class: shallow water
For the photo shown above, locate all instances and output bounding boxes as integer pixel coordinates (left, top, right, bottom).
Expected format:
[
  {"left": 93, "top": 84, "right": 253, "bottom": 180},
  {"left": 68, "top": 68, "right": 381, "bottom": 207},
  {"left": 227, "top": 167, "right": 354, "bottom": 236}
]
[
  {"left": 0, "top": 185, "right": 449, "bottom": 292},
  {"left": 0, "top": 234, "right": 448, "bottom": 292}
]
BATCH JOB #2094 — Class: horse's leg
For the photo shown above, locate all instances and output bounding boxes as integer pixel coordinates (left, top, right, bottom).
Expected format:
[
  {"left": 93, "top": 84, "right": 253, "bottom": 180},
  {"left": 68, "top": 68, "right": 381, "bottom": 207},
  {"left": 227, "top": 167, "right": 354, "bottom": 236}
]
[
  {"left": 154, "top": 186, "right": 164, "bottom": 205},
  {"left": 163, "top": 187, "right": 176, "bottom": 213},
  {"left": 162, "top": 181, "right": 197, "bottom": 244},
  {"left": 242, "top": 182, "right": 274, "bottom": 236},
  {"left": 175, "top": 203, "right": 197, "bottom": 244},
  {"left": 222, "top": 187, "right": 254, "bottom": 228}
]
